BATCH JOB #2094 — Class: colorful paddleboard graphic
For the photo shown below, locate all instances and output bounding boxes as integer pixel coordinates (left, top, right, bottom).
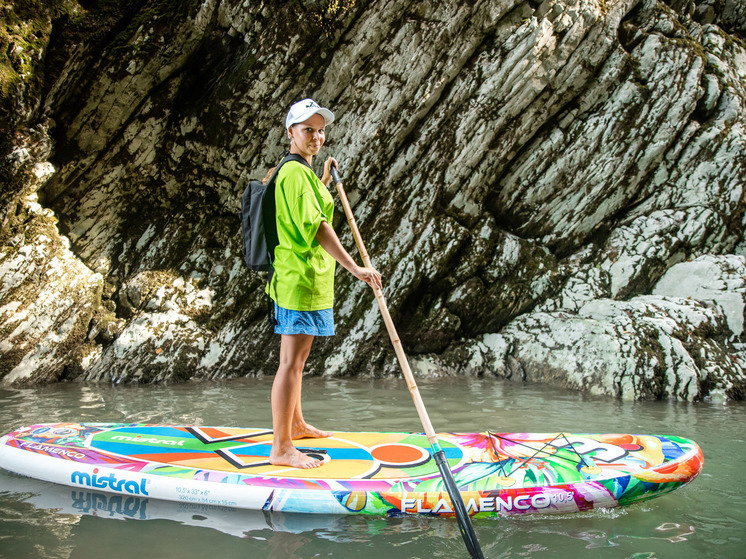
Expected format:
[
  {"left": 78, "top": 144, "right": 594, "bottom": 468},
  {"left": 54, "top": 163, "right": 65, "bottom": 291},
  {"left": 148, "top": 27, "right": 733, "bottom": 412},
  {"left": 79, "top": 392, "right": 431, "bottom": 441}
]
[{"left": 0, "top": 423, "right": 703, "bottom": 516}]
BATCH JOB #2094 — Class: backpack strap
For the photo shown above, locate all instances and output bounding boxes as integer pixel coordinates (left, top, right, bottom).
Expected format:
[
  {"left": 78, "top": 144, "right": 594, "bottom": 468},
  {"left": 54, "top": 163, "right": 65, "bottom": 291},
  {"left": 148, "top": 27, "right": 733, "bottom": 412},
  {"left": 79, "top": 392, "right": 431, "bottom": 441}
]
[{"left": 264, "top": 153, "right": 313, "bottom": 326}]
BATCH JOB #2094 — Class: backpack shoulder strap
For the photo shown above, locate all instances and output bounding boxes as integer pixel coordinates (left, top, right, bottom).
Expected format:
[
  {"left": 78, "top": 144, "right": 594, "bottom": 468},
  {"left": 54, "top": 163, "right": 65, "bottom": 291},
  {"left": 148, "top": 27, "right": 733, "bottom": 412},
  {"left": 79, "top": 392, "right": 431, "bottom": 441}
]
[{"left": 274, "top": 153, "right": 312, "bottom": 177}]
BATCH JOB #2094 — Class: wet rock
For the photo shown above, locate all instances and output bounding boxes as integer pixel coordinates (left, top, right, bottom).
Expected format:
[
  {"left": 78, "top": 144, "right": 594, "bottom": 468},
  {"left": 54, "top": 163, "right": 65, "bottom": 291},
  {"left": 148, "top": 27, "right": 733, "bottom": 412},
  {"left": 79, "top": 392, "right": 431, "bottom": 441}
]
[{"left": 436, "top": 291, "right": 744, "bottom": 400}]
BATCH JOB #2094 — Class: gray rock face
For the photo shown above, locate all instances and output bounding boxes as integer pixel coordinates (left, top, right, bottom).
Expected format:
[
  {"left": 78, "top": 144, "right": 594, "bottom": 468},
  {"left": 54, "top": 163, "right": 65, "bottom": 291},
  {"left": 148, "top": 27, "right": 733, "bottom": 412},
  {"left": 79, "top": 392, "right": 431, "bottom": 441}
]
[{"left": 1, "top": 0, "right": 744, "bottom": 400}]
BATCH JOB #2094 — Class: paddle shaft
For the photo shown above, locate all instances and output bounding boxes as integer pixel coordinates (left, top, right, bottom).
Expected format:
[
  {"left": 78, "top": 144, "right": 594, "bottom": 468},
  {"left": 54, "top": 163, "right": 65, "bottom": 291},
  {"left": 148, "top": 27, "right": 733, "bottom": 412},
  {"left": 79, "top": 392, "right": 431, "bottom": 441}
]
[
  {"left": 332, "top": 179, "right": 437, "bottom": 442},
  {"left": 331, "top": 169, "right": 484, "bottom": 559}
]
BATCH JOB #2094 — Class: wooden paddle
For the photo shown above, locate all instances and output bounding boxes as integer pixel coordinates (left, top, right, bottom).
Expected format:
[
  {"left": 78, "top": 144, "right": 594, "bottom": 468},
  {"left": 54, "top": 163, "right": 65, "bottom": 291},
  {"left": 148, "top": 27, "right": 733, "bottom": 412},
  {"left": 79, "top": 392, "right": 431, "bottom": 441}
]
[{"left": 330, "top": 166, "right": 484, "bottom": 559}]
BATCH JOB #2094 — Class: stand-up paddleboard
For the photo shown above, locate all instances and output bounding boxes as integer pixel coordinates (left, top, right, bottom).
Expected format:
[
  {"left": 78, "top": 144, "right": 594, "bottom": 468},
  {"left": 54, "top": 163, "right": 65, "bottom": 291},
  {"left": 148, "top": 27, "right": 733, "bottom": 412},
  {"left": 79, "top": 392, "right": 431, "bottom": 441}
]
[{"left": 0, "top": 423, "right": 702, "bottom": 516}]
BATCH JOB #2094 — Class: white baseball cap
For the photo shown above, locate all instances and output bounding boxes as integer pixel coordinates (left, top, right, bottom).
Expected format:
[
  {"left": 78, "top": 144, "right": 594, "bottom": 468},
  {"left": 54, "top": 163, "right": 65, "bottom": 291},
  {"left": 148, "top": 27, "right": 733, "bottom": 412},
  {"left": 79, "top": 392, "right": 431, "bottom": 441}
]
[{"left": 285, "top": 98, "right": 335, "bottom": 129}]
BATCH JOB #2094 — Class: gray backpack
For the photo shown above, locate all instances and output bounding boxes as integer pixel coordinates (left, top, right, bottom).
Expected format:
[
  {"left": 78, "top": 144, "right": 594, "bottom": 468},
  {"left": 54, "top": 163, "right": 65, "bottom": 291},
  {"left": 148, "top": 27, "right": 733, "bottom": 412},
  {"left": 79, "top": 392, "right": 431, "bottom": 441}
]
[
  {"left": 239, "top": 153, "right": 311, "bottom": 272},
  {"left": 239, "top": 153, "right": 311, "bottom": 324}
]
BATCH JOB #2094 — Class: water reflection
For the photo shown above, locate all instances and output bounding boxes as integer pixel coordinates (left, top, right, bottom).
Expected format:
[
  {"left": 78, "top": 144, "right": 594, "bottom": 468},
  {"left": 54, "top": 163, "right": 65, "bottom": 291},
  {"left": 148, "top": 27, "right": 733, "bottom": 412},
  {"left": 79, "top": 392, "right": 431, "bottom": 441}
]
[
  {"left": 0, "top": 377, "right": 744, "bottom": 559},
  {"left": 1, "top": 466, "right": 712, "bottom": 559},
  {"left": 0, "top": 469, "right": 461, "bottom": 540}
]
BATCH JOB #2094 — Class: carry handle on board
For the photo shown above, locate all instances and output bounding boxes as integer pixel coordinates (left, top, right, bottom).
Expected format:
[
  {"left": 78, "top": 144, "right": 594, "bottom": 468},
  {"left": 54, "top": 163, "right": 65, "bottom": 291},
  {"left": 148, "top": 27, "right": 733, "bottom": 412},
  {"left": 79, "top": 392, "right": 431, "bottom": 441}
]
[{"left": 330, "top": 164, "right": 484, "bottom": 559}]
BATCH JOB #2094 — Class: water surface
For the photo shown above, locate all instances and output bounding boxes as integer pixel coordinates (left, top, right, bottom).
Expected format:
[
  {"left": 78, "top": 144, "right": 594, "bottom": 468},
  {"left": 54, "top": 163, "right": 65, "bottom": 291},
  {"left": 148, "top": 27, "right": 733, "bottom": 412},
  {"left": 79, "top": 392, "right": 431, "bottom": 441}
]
[{"left": 0, "top": 377, "right": 743, "bottom": 558}]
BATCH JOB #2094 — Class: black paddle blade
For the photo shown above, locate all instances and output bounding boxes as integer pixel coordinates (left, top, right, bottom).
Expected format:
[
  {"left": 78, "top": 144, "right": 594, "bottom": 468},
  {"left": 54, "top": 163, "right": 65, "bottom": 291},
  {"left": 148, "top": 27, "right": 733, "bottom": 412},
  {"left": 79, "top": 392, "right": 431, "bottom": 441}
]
[{"left": 433, "top": 449, "right": 484, "bottom": 559}]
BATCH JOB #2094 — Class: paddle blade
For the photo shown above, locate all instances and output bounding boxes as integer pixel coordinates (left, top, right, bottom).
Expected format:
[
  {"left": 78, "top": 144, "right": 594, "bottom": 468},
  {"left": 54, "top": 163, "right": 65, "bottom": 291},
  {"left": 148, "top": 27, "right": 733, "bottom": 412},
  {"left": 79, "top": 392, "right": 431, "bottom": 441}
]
[{"left": 433, "top": 449, "right": 484, "bottom": 559}]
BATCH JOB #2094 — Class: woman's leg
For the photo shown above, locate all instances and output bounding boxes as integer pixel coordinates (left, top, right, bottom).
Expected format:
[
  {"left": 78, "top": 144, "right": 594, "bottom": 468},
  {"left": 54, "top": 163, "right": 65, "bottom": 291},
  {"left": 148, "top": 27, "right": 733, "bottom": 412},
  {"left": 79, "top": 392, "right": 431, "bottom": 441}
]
[
  {"left": 290, "top": 378, "right": 332, "bottom": 439},
  {"left": 269, "top": 334, "right": 322, "bottom": 469}
]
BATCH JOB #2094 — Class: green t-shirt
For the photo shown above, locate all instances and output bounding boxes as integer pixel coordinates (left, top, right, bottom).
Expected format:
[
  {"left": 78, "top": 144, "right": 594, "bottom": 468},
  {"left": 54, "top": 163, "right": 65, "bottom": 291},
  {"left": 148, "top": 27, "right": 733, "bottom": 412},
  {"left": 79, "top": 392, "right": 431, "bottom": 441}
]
[{"left": 267, "top": 160, "right": 336, "bottom": 311}]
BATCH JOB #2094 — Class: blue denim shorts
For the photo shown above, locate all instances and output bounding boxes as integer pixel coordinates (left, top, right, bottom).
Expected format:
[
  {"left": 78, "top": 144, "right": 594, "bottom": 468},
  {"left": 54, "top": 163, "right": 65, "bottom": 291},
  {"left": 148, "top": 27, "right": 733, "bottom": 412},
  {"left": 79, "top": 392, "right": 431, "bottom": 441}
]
[{"left": 274, "top": 304, "right": 335, "bottom": 336}]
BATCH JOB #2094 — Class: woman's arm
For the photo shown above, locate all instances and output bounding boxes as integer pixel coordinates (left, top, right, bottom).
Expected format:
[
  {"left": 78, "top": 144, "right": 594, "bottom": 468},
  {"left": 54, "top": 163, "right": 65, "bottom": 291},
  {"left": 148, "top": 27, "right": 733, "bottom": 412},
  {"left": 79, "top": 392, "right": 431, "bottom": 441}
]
[
  {"left": 320, "top": 156, "right": 336, "bottom": 187},
  {"left": 315, "top": 221, "right": 382, "bottom": 290}
]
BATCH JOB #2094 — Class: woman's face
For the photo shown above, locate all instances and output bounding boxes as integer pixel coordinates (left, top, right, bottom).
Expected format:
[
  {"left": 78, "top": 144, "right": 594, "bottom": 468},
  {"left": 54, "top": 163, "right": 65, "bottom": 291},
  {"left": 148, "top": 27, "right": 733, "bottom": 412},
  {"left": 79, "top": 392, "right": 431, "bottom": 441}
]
[{"left": 288, "top": 113, "right": 326, "bottom": 158}]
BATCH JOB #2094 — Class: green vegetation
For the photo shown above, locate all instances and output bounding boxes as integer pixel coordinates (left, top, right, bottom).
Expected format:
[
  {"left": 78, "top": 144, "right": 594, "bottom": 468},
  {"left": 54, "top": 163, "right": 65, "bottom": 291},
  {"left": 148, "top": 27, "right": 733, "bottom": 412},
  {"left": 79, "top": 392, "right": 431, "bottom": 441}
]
[
  {"left": 0, "top": 1, "right": 73, "bottom": 121},
  {"left": 0, "top": 0, "right": 202, "bottom": 129},
  {"left": 306, "top": 0, "right": 359, "bottom": 36}
]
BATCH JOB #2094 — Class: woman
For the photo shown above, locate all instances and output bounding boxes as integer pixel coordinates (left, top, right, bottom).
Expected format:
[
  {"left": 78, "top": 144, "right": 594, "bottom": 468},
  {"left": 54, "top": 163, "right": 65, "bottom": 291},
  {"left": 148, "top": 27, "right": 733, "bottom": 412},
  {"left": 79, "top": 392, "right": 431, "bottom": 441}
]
[{"left": 269, "top": 99, "right": 382, "bottom": 469}]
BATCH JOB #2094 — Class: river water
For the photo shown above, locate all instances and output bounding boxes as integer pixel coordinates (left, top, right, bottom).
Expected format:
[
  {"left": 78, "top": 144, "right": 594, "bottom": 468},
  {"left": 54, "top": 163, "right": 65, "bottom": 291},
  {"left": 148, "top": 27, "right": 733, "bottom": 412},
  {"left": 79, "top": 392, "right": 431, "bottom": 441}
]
[{"left": 0, "top": 377, "right": 743, "bottom": 559}]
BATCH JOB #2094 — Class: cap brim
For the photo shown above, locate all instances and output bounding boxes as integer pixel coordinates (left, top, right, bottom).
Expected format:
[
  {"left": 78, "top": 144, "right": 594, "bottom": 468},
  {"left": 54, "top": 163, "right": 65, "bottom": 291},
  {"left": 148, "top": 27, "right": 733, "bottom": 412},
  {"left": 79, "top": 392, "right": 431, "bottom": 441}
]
[{"left": 287, "top": 107, "right": 335, "bottom": 128}]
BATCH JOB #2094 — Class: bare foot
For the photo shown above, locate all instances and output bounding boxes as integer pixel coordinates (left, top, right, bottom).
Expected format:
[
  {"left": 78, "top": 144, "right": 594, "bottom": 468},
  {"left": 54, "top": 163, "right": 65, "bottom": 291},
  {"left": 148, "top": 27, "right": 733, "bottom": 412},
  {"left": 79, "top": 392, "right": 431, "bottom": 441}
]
[
  {"left": 269, "top": 446, "right": 323, "bottom": 469},
  {"left": 292, "top": 423, "right": 332, "bottom": 439}
]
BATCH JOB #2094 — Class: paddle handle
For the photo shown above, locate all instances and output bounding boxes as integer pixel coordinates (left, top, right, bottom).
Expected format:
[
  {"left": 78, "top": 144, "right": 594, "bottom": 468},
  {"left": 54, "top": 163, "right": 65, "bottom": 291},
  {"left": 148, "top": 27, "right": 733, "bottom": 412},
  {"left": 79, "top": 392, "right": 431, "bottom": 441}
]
[{"left": 333, "top": 178, "right": 438, "bottom": 446}]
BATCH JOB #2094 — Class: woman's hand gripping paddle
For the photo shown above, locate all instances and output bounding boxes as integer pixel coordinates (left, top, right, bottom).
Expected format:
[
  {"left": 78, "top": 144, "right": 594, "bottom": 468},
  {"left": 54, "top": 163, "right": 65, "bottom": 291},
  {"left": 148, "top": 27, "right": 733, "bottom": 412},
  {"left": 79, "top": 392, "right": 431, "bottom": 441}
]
[{"left": 330, "top": 165, "right": 484, "bottom": 559}]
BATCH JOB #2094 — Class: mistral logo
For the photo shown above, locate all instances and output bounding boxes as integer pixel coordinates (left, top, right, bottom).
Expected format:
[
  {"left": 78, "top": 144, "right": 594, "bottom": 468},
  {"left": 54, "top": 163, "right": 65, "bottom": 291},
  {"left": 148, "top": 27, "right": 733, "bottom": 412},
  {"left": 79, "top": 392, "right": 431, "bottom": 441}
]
[
  {"left": 111, "top": 435, "right": 184, "bottom": 446},
  {"left": 71, "top": 468, "right": 148, "bottom": 495}
]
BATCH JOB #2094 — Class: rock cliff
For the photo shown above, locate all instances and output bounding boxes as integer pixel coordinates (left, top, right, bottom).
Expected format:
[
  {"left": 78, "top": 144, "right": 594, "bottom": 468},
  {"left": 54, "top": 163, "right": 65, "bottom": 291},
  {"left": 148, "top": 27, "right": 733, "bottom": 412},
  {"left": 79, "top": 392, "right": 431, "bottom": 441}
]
[{"left": 1, "top": 0, "right": 744, "bottom": 400}]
